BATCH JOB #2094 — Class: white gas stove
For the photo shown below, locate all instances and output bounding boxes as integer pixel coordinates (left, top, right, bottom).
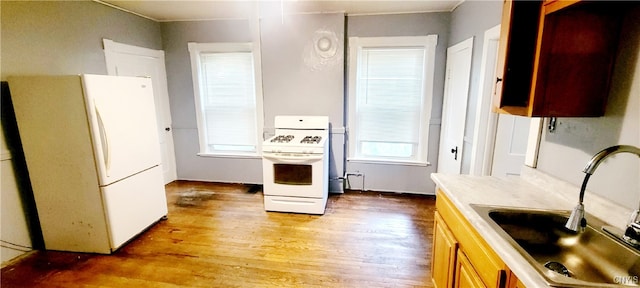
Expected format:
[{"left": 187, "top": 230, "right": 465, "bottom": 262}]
[{"left": 262, "top": 116, "right": 329, "bottom": 214}]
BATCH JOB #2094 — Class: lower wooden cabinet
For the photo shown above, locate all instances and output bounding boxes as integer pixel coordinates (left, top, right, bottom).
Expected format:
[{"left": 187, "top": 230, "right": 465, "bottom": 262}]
[
  {"left": 431, "top": 212, "right": 458, "bottom": 288},
  {"left": 456, "top": 250, "right": 487, "bottom": 288},
  {"left": 507, "top": 271, "right": 526, "bottom": 288},
  {"left": 431, "top": 189, "right": 524, "bottom": 288}
]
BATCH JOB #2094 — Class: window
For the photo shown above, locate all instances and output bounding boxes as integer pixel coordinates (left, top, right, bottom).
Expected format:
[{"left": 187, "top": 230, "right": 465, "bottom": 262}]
[
  {"left": 347, "top": 35, "right": 437, "bottom": 164},
  {"left": 188, "top": 42, "right": 263, "bottom": 156}
]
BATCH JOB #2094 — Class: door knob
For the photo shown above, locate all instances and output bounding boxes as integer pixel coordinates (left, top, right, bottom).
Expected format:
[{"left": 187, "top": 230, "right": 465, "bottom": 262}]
[
  {"left": 165, "top": 127, "right": 171, "bottom": 131},
  {"left": 451, "top": 146, "right": 458, "bottom": 160}
]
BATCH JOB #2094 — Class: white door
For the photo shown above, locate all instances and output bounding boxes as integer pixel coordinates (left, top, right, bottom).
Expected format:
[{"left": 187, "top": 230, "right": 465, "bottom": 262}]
[
  {"left": 469, "top": 25, "right": 539, "bottom": 177},
  {"left": 491, "top": 114, "right": 530, "bottom": 178},
  {"left": 103, "top": 39, "right": 177, "bottom": 184},
  {"left": 438, "top": 37, "right": 473, "bottom": 174},
  {"left": 83, "top": 75, "right": 161, "bottom": 186}
]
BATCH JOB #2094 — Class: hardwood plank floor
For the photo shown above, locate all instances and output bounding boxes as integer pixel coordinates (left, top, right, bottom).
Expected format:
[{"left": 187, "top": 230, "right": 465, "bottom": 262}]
[{"left": 2, "top": 181, "right": 436, "bottom": 287}]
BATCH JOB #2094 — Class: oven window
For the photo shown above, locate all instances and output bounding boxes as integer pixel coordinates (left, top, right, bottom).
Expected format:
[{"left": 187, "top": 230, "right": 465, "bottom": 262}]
[{"left": 273, "top": 164, "right": 312, "bottom": 185}]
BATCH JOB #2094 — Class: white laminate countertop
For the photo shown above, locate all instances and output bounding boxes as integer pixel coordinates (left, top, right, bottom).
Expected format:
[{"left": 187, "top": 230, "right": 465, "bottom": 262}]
[{"left": 430, "top": 166, "right": 634, "bottom": 287}]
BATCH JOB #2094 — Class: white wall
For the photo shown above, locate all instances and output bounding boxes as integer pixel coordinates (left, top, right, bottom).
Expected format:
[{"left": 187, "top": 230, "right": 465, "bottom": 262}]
[
  {"left": 0, "top": 2, "right": 162, "bottom": 78},
  {"left": 162, "top": 14, "right": 347, "bottom": 190},
  {"left": 1, "top": 1, "right": 162, "bottom": 264},
  {"left": 345, "top": 13, "right": 450, "bottom": 194},
  {"left": 536, "top": 6, "right": 640, "bottom": 209},
  {"left": 160, "top": 19, "right": 262, "bottom": 183},
  {"left": 260, "top": 14, "right": 345, "bottom": 128}
]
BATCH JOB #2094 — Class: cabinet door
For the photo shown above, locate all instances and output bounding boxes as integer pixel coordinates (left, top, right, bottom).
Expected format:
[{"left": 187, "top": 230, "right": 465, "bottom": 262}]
[
  {"left": 494, "top": 0, "right": 541, "bottom": 116},
  {"left": 496, "top": 0, "right": 626, "bottom": 117},
  {"left": 432, "top": 212, "right": 458, "bottom": 288},
  {"left": 507, "top": 271, "right": 526, "bottom": 288},
  {"left": 530, "top": 2, "right": 622, "bottom": 116},
  {"left": 455, "top": 250, "right": 487, "bottom": 288}
]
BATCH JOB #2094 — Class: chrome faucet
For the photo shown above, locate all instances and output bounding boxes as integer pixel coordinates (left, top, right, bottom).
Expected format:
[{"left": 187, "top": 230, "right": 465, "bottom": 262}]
[{"left": 565, "top": 145, "right": 640, "bottom": 243}]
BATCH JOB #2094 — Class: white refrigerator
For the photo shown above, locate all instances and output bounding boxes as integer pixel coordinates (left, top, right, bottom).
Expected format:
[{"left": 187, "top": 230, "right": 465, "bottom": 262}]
[{"left": 8, "top": 75, "right": 168, "bottom": 254}]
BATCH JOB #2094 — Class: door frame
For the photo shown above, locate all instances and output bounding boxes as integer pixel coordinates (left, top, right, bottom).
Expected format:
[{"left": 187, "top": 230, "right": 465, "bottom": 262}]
[
  {"left": 102, "top": 39, "right": 178, "bottom": 184},
  {"left": 469, "top": 25, "right": 543, "bottom": 176}
]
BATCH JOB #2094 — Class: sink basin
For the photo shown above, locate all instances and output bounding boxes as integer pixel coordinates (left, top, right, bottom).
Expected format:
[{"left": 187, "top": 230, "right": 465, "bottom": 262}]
[{"left": 471, "top": 205, "right": 640, "bottom": 287}]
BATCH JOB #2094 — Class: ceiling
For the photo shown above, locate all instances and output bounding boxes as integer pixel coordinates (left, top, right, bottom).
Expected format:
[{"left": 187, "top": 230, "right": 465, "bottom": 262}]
[{"left": 96, "top": 0, "right": 464, "bottom": 22}]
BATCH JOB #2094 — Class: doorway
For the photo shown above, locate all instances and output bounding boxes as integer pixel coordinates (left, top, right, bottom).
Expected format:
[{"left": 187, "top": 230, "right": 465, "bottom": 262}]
[{"left": 103, "top": 39, "right": 178, "bottom": 184}]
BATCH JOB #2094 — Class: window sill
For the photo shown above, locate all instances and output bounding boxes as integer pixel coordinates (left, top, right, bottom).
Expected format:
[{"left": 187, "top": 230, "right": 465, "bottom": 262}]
[
  {"left": 347, "top": 158, "right": 431, "bottom": 167},
  {"left": 197, "top": 153, "right": 262, "bottom": 160}
]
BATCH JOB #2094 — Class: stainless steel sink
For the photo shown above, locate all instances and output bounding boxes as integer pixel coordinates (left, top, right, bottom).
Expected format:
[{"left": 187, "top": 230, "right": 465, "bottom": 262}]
[{"left": 471, "top": 205, "right": 640, "bottom": 287}]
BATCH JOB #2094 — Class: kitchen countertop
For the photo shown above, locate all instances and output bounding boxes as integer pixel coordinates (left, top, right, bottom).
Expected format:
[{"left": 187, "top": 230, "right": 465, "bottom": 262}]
[{"left": 430, "top": 166, "right": 634, "bottom": 287}]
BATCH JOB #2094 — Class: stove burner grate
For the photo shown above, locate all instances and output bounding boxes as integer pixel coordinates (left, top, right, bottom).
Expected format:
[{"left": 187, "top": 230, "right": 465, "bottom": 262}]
[
  {"left": 301, "top": 136, "right": 322, "bottom": 144},
  {"left": 271, "top": 135, "right": 294, "bottom": 143}
]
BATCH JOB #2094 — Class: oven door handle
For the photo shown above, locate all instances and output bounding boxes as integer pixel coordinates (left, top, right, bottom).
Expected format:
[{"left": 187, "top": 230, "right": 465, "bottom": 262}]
[{"left": 262, "top": 153, "right": 323, "bottom": 163}]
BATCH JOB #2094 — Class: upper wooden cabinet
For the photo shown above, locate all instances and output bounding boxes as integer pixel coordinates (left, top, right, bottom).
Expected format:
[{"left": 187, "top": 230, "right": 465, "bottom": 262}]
[{"left": 494, "top": 0, "right": 630, "bottom": 117}]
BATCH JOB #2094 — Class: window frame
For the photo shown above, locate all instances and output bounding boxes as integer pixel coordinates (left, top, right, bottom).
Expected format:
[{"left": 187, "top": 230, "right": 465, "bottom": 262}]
[
  {"left": 188, "top": 42, "right": 264, "bottom": 158},
  {"left": 347, "top": 35, "right": 437, "bottom": 165}
]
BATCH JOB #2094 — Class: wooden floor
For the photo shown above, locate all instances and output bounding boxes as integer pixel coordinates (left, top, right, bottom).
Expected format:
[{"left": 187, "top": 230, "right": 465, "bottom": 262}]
[{"left": 2, "top": 181, "right": 436, "bottom": 287}]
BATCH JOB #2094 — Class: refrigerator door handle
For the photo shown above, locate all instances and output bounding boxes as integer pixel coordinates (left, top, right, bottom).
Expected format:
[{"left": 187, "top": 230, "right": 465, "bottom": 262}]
[{"left": 95, "top": 106, "right": 110, "bottom": 175}]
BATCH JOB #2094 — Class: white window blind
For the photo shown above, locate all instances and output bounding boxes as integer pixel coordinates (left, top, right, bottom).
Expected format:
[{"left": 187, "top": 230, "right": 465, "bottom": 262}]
[
  {"left": 348, "top": 36, "right": 437, "bottom": 164},
  {"left": 188, "top": 43, "right": 263, "bottom": 156}
]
